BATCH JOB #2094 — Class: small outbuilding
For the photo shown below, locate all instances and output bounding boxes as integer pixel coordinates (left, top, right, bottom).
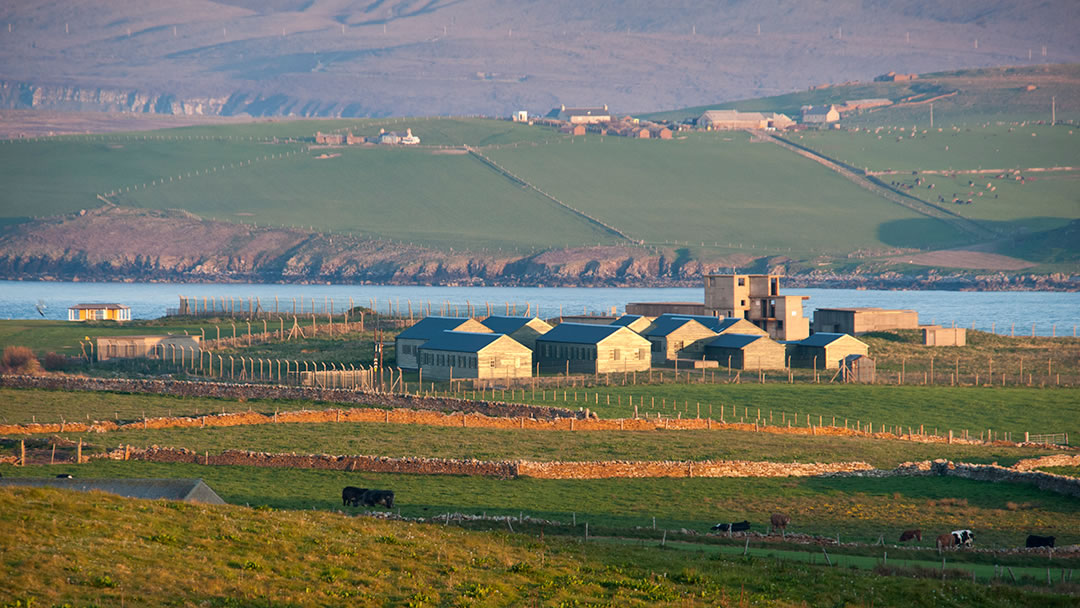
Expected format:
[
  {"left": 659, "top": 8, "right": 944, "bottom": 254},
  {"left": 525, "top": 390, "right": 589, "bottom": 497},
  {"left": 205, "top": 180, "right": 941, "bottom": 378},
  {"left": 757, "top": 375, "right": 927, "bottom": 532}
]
[
  {"left": 840, "top": 354, "right": 876, "bottom": 383},
  {"left": 68, "top": 303, "right": 131, "bottom": 322},
  {"left": 922, "top": 325, "right": 967, "bottom": 346},
  {"left": 417, "top": 331, "right": 532, "bottom": 380},
  {"left": 394, "top": 316, "right": 492, "bottom": 370},
  {"left": 479, "top": 316, "right": 553, "bottom": 350},
  {"left": 704, "top": 333, "right": 787, "bottom": 370},
  {"left": 96, "top": 334, "right": 201, "bottom": 362},
  {"left": 787, "top": 333, "right": 869, "bottom": 369},
  {"left": 535, "top": 323, "right": 650, "bottom": 374}
]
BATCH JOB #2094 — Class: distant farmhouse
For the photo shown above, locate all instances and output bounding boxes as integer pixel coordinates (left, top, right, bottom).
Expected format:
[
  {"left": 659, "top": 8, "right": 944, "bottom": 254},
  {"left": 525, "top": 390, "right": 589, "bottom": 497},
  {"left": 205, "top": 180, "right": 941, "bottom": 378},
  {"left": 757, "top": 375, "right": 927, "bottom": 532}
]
[
  {"left": 697, "top": 110, "right": 794, "bottom": 130},
  {"left": 874, "top": 71, "right": 919, "bottom": 82},
  {"left": 314, "top": 128, "right": 420, "bottom": 146},
  {"left": 68, "top": 303, "right": 130, "bottom": 322},
  {"left": 801, "top": 105, "right": 840, "bottom": 124},
  {"left": 838, "top": 98, "right": 892, "bottom": 113},
  {"left": 553, "top": 104, "right": 612, "bottom": 124}
]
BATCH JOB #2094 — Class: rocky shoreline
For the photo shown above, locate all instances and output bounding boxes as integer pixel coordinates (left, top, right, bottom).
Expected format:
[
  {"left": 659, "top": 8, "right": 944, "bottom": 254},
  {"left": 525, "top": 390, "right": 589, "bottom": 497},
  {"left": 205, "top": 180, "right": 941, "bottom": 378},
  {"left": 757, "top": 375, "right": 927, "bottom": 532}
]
[{"left": 1, "top": 206, "right": 1076, "bottom": 291}]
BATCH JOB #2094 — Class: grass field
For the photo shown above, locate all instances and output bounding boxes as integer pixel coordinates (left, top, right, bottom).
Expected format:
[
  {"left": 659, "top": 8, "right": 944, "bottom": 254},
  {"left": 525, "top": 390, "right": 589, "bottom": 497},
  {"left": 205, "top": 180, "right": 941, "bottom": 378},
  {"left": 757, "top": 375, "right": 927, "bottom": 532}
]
[
  {"left": 485, "top": 131, "right": 965, "bottom": 252},
  {"left": 34, "top": 420, "right": 1063, "bottom": 469},
  {"left": 4, "top": 487, "right": 1074, "bottom": 608},
  {"left": 5, "top": 460, "right": 1078, "bottom": 550}
]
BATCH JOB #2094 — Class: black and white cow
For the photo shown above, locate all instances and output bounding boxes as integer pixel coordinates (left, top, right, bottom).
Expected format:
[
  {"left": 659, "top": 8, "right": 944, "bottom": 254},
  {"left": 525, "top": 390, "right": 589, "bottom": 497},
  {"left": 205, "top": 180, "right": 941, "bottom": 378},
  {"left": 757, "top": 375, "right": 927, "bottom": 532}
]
[
  {"left": 712, "top": 520, "right": 751, "bottom": 533},
  {"left": 950, "top": 529, "right": 974, "bottom": 548},
  {"left": 1026, "top": 534, "right": 1055, "bottom": 548},
  {"left": 342, "top": 486, "right": 368, "bottom": 507}
]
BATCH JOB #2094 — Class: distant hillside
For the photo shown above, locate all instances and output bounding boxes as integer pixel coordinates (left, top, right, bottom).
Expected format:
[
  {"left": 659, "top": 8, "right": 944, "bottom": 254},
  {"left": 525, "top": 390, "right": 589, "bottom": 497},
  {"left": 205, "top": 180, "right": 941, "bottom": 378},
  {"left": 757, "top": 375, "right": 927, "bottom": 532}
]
[
  {"left": 646, "top": 64, "right": 1080, "bottom": 125},
  {"left": 1, "top": 1, "right": 1078, "bottom": 117}
]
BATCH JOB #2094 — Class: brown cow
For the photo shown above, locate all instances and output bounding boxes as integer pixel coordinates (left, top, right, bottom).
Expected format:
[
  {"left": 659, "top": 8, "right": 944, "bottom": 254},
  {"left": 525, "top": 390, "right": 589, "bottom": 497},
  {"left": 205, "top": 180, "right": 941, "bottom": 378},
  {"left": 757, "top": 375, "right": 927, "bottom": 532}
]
[
  {"left": 899, "top": 529, "right": 922, "bottom": 542},
  {"left": 936, "top": 533, "right": 955, "bottom": 552},
  {"left": 770, "top": 513, "right": 791, "bottom": 535}
]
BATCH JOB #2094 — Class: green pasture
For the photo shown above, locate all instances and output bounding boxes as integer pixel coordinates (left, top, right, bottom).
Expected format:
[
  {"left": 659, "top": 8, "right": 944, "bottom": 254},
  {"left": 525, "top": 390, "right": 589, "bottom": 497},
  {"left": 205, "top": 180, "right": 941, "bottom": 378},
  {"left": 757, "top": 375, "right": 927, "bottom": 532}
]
[
  {"left": 5, "top": 488, "right": 1072, "bottom": 608},
  {"left": 0, "top": 318, "right": 224, "bottom": 356},
  {"left": 114, "top": 145, "right": 613, "bottom": 251},
  {"left": 788, "top": 124, "right": 1079, "bottom": 173},
  {"left": 40, "top": 420, "right": 1062, "bottom": 469},
  {"left": 5, "top": 461, "right": 1078, "bottom": 550},
  {"left": 484, "top": 131, "right": 965, "bottom": 251},
  {"left": 0, "top": 137, "right": 297, "bottom": 219}
]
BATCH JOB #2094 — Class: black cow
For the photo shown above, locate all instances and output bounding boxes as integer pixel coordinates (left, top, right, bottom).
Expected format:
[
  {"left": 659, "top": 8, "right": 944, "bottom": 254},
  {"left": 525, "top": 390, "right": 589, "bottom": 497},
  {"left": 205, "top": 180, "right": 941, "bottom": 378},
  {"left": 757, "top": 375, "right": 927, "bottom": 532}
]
[
  {"left": 1026, "top": 534, "right": 1055, "bottom": 548},
  {"left": 360, "top": 489, "right": 395, "bottom": 509},
  {"left": 342, "top": 486, "right": 368, "bottom": 507},
  {"left": 56, "top": 474, "right": 73, "bottom": 479},
  {"left": 712, "top": 520, "right": 751, "bottom": 533}
]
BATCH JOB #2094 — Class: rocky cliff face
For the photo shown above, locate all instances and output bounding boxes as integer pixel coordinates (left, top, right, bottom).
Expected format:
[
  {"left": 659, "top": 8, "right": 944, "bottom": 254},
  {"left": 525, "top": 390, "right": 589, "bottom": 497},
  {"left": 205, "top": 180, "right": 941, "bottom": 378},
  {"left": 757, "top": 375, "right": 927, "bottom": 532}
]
[
  {"left": 1, "top": 206, "right": 1075, "bottom": 290},
  {"left": 0, "top": 82, "right": 232, "bottom": 116}
]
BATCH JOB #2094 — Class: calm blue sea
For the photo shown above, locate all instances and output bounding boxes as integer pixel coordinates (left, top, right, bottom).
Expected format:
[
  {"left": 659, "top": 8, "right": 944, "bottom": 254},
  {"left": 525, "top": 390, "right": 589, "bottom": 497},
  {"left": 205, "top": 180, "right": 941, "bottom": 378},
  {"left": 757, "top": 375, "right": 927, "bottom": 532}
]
[{"left": 1, "top": 281, "right": 1077, "bottom": 336}]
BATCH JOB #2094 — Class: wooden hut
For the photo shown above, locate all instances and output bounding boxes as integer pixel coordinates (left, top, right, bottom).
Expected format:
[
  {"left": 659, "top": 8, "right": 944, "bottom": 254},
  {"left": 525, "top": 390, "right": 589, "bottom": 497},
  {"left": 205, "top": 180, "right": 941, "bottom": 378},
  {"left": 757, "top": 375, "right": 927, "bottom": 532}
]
[
  {"left": 479, "top": 316, "right": 553, "bottom": 350},
  {"left": 704, "top": 333, "right": 786, "bottom": 370},
  {"left": 610, "top": 314, "right": 654, "bottom": 334},
  {"left": 535, "top": 323, "right": 650, "bottom": 374},
  {"left": 394, "top": 316, "right": 491, "bottom": 370},
  {"left": 787, "top": 333, "right": 868, "bottom": 369},
  {"left": 96, "top": 335, "right": 200, "bottom": 362},
  {"left": 417, "top": 331, "right": 532, "bottom": 381}
]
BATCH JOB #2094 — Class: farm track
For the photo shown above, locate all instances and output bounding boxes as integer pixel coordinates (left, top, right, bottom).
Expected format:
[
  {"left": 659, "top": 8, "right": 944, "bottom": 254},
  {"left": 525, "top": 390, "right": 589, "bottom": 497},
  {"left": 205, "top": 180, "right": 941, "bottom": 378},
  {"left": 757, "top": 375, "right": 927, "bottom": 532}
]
[
  {"left": 464, "top": 145, "right": 636, "bottom": 242},
  {"left": 763, "top": 132, "right": 998, "bottom": 240}
]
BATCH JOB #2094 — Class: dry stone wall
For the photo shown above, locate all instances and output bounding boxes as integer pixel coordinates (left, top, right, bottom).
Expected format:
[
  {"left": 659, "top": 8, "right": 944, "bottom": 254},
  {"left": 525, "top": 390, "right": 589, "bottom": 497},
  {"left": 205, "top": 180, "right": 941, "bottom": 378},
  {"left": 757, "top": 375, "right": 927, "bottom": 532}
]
[{"left": 100, "top": 446, "right": 874, "bottom": 480}]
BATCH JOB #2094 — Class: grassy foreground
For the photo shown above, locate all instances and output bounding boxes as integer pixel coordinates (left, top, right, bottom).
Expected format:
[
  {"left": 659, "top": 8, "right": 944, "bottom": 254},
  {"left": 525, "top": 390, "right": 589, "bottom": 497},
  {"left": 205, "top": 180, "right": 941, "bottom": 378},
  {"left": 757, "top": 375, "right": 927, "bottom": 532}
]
[
  {"left": 5, "top": 461, "right": 1078, "bottom": 549},
  {"left": 2, "top": 485, "right": 1076, "bottom": 607}
]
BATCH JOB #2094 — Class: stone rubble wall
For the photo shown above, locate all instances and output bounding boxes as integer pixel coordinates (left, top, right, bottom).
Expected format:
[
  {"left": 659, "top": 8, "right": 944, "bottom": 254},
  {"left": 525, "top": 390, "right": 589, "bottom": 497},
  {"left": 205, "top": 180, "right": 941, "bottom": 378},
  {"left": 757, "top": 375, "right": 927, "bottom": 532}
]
[
  {"left": 832, "top": 459, "right": 1080, "bottom": 498},
  {"left": 1011, "top": 453, "right": 1080, "bottom": 471}
]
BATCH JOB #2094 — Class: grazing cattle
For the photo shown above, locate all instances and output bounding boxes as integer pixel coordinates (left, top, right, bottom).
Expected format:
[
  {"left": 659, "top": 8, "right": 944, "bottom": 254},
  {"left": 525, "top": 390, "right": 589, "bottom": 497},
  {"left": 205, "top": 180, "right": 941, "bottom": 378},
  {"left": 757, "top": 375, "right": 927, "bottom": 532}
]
[
  {"left": 769, "top": 513, "right": 791, "bottom": 534},
  {"left": 1026, "top": 535, "right": 1055, "bottom": 548},
  {"left": 342, "top": 486, "right": 368, "bottom": 507},
  {"left": 936, "top": 534, "right": 955, "bottom": 551},
  {"left": 56, "top": 474, "right": 73, "bottom": 479},
  {"left": 898, "top": 529, "right": 922, "bottom": 542},
  {"left": 951, "top": 529, "right": 974, "bottom": 548},
  {"left": 360, "top": 489, "right": 395, "bottom": 509},
  {"left": 711, "top": 520, "right": 751, "bottom": 533}
]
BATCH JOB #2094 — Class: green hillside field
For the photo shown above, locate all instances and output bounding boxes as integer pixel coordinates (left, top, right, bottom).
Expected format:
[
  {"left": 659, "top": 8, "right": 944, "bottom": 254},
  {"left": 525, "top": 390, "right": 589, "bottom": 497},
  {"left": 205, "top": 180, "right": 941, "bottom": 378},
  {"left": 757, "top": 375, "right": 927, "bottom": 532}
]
[{"left": 483, "top": 131, "right": 964, "bottom": 252}]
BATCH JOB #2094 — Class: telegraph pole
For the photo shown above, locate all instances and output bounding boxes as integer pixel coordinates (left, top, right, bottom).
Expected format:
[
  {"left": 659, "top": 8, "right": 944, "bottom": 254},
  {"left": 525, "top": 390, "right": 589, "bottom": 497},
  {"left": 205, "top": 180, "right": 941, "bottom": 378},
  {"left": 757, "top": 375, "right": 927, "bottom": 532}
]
[
  {"left": 1051, "top": 96, "right": 1056, "bottom": 126},
  {"left": 930, "top": 103, "right": 933, "bottom": 129}
]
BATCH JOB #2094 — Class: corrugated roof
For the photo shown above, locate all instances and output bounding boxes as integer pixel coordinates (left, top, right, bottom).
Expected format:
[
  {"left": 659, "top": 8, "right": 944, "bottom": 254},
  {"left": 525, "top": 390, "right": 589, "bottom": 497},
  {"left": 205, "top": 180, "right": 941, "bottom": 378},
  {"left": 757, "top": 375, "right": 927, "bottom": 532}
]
[
  {"left": 419, "top": 331, "right": 509, "bottom": 353},
  {"left": 0, "top": 478, "right": 225, "bottom": 504},
  {"left": 705, "top": 333, "right": 767, "bottom": 349},
  {"left": 538, "top": 322, "right": 624, "bottom": 344},
  {"left": 651, "top": 313, "right": 741, "bottom": 333},
  {"left": 396, "top": 316, "right": 486, "bottom": 340},
  {"left": 611, "top": 315, "right": 644, "bottom": 327},
  {"left": 480, "top": 316, "right": 541, "bottom": 334}
]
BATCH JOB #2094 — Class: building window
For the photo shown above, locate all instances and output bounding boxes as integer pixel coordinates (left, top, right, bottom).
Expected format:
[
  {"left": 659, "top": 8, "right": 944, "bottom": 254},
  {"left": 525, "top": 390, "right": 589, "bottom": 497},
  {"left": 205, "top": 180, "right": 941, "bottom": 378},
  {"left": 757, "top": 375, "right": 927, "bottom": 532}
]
[
  {"left": 738, "top": 277, "right": 745, "bottom": 286},
  {"left": 612, "top": 349, "right": 621, "bottom": 360},
  {"left": 489, "top": 359, "right": 496, "bottom": 368}
]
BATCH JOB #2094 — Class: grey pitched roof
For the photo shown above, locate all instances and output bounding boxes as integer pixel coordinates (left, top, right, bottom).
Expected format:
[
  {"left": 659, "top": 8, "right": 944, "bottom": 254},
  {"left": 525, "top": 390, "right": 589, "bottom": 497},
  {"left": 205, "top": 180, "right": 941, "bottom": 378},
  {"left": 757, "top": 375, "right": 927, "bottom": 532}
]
[
  {"left": 537, "top": 322, "right": 624, "bottom": 344},
  {"left": 396, "top": 316, "right": 476, "bottom": 340},
  {"left": 641, "top": 316, "right": 709, "bottom": 337},
  {"left": 480, "top": 316, "right": 536, "bottom": 334},
  {"left": 0, "top": 478, "right": 225, "bottom": 504},
  {"left": 651, "top": 314, "right": 738, "bottom": 333},
  {"left": 705, "top": 333, "right": 767, "bottom": 349},
  {"left": 799, "top": 332, "right": 854, "bottom": 347},
  {"left": 419, "top": 331, "right": 507, "bottom": 353}
]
